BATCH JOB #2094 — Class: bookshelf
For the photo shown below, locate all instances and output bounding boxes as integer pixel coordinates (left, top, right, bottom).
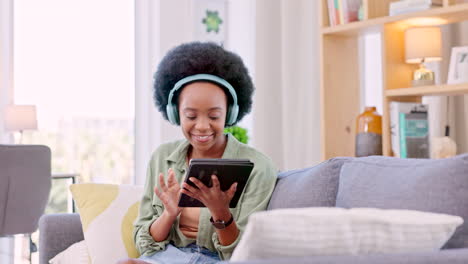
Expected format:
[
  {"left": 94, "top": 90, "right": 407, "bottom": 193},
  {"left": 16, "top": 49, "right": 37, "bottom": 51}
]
[{"left": 319, "top": 0, "right": 468, "bottom": 160}]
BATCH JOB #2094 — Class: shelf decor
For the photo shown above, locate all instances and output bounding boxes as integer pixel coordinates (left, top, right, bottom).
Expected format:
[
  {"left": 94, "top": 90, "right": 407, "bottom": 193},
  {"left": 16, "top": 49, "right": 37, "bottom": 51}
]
[
  {"left": 447, "top": 46, "right": 468, "bottom": 84},
  {"left": 405, "top": 26, "right": 442, "bottom": 86},
  {"left": 355, "top": 106, "right": 382, "bottom": 157}
]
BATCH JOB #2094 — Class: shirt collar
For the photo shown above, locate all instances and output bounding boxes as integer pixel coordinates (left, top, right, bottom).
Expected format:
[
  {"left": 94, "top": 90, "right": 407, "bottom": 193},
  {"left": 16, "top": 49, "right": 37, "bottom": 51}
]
[{"left": 165, "top": 133, "right": 240, "bottom": 171}]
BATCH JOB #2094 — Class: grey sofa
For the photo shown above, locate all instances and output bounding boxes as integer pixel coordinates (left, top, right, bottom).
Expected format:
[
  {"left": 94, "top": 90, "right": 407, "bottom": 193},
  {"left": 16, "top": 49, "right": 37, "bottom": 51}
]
[{"left": 39, "top": 154, "right": 468, "bottom": 264}]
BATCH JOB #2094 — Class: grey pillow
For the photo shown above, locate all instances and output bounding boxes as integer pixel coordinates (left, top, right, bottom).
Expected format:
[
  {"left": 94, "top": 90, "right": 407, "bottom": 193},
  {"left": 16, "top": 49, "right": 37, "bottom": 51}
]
[
  {"left": 268, "top": 157, "right": 352, "bottom": 210},
  {"left": 336, "top": 154, "right": 468, "bottom": 249}
]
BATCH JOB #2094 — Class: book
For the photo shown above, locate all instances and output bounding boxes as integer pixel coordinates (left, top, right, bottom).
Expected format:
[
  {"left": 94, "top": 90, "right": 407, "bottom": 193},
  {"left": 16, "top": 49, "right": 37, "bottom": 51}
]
[
  {"left": 178, "top": 159, "right": 254, "bottom": 208},
  {"left": 338, "top": 0, "right": 345, "bottom": 25},
  {"left": 334, "top": 0, "right": 341, "bottom": 24},
  {"left": 327, "top": 0, "right": 337, "bottom": 26},
  {"left": 342, "top": 0, "right": 362, "bottom": 23},
  {"left": 398, "top": 105, "right": 430, "bottom": 158},
  {"left": 389, "top": 0, "right": 442, "bottom": 16},
  {"left": 390, "top": 102, "right": 419, "bottom": 157}
]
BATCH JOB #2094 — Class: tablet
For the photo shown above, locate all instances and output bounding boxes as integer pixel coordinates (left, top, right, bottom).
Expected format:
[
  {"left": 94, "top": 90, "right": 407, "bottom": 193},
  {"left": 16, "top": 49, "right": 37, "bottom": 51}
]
[{"left": 178, "top": 159, "right": 254, "bottom": 208}]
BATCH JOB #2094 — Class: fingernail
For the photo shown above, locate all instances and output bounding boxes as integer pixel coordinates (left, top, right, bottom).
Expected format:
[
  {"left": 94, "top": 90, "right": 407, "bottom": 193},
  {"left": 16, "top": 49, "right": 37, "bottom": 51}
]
[{"left": 234, "top": 183, "right": 238, "bottom": 189}]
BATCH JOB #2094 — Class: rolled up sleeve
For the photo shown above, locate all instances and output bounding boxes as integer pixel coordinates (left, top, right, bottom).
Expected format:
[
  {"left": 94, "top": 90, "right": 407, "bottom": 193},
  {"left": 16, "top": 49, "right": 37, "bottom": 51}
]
[{"left": 133, "top": 155, "right": 171, "bottom": 256}]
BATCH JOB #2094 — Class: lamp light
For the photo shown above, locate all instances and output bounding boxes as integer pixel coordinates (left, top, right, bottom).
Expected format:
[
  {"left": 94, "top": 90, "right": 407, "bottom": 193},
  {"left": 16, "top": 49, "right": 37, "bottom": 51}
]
[
  {"left": 4, "top": 105, "right": 38, "bottom": 143},
  {"left": 405, "top": 26, "right": 442, "bottom": 86}
]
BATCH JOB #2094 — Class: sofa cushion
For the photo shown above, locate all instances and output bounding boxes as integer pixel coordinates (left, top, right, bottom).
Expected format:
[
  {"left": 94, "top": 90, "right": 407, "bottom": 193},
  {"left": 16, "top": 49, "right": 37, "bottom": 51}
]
[
  {"left": 70, "top": 183, "right": 143, "bottom": 263},
  {"left": 230, "top": 207, "right": 462, "bottom": 262},
  {"left": 336, "top": 154, "right": 468, "bottom": 249},
  {"left": 49, "top": 240, "right": 89, "bottom": 264},
  {"left": 268, "top": 157, "right": 352, "bottom": 210}
]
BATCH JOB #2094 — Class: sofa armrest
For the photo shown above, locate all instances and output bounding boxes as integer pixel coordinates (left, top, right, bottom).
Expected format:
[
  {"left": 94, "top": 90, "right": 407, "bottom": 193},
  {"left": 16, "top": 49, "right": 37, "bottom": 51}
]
[
  {"left": 39, "top": 213, "right": 84, "bottom": 264},
  {"left": 228, "top": 248, "right": 468, "bottom": 264}
]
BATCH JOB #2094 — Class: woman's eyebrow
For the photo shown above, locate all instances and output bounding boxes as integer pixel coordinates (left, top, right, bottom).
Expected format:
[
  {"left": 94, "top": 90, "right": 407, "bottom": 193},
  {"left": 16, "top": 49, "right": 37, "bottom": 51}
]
[
  {"left": 182, "top": 107, "right": 223, "bottom": 111},
  {"left": 182, "top": 108, "right": 197, "bottom": 112},
  {"left": 208, "top": 107, "right": 223, "bottom": 111}
]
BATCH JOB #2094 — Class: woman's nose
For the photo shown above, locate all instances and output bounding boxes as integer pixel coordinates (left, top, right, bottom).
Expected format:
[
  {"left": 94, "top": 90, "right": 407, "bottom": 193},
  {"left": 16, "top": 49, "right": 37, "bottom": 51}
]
[{"left": 194, "top": 117, "right": 210, "bottom": 130}]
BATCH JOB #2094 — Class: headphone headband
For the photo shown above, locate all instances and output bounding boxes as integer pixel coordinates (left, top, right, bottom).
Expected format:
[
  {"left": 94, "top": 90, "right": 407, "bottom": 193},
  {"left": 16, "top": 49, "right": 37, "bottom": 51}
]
[{"left": 166, "top": 74, "right": 239, "bottom": 126}]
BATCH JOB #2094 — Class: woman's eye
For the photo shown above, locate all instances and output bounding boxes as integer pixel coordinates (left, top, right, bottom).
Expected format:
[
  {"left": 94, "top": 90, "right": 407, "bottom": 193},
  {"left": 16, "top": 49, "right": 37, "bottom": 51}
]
[
  {"left": 187, "top": 116, "right": 196, "bottom": 120},
  {"left": 210, "top": 117, "right": 219, "bottom": 120}
]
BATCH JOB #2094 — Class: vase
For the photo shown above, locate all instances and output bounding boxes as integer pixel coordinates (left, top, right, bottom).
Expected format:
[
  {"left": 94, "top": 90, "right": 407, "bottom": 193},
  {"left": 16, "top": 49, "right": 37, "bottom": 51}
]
[{"left": 355, "top": 106, "right": 382, "bottom": 157}]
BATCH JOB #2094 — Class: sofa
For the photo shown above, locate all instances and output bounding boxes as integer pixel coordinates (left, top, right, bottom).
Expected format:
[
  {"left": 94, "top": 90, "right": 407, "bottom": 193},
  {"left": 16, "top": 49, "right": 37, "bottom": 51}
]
[{"left": 39, "top": 154, "right": 468, "bottom": 264}]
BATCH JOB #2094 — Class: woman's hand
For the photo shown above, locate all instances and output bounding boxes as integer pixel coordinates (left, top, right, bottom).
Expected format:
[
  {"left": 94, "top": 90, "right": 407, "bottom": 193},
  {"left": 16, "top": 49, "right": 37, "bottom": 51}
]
[
  {"left": 154, "top": 168, "right": 182, "bottom": 218},
  {"left": 181, "top": 175, "right": 237, "bottom": 218}
]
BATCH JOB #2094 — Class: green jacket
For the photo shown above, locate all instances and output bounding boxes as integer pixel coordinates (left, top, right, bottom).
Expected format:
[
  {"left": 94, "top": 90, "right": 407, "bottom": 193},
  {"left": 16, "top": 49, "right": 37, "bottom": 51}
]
[{"left": 133, "top": 133, "right": 278, "bottom": 260}]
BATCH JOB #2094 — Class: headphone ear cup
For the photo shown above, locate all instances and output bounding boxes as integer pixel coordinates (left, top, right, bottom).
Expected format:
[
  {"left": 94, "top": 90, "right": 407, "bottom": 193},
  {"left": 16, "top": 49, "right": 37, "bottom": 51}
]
[
  {"left": 226, "top": 104, "right": 239, "bottom": 126},
  {"left": 166, "top": 103, "right": 180, "bottom": 125}
]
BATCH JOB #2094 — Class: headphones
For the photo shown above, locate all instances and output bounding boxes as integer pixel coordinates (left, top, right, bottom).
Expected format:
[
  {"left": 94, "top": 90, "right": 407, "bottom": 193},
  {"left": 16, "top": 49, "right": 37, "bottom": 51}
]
[{"left": 166, "top": 74, "right": 239, "bottom": 126}]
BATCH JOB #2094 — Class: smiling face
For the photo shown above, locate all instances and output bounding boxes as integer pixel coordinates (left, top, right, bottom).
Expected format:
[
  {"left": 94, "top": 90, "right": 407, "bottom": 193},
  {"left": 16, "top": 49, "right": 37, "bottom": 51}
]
[{"left": 178, "top": 81, "right": 228, "bottom": 157}]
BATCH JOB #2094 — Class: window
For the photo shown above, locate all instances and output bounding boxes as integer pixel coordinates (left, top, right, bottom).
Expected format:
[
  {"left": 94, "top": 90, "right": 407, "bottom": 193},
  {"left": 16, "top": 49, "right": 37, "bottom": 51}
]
[{"left": 14, "top": 0, "right": 135, "bottom": 185}]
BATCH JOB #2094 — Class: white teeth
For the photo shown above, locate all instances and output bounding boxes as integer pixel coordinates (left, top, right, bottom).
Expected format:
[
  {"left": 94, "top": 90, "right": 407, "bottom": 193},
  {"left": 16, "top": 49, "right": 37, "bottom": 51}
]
[{"left": 196, "top": 135, "right": 210, "bottom": 140}]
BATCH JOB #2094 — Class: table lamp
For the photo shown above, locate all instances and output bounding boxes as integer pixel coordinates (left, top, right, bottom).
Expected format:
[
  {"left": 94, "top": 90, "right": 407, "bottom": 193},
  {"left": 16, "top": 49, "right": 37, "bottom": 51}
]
[
  {"left": 4, "top": 105, "right": 38, "bottom": 143},
  {"left": 405, "top": 26, "right": 442, "bottom": 86}
]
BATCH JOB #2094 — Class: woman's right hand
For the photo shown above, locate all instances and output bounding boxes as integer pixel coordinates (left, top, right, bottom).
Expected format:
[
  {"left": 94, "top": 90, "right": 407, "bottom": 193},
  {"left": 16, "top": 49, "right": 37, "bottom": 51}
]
[{"left": 154, "top": 168, "right": 182, "bottom": 218}]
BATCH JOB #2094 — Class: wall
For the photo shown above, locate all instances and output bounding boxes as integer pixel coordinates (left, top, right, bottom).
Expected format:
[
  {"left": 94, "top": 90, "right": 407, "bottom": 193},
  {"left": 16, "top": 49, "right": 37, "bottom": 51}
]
[{"left": 452, "top": 21, "right": 468, "bottom": 153}]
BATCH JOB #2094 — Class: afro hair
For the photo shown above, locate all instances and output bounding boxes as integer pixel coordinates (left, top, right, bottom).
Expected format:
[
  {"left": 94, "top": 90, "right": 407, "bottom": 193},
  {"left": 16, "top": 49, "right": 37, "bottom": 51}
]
[{"left": 153, "top": 42, "right": 254, "bottom": 126}]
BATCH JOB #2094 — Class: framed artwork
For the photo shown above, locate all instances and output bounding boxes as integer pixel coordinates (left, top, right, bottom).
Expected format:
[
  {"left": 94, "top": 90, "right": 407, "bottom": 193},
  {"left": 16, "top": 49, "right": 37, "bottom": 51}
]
[
  {"left": 192, "top": 0, "right": 227, "bottom": 45},
  {"left": 447, "top": 46, "right": 468, "bottom": 84}
]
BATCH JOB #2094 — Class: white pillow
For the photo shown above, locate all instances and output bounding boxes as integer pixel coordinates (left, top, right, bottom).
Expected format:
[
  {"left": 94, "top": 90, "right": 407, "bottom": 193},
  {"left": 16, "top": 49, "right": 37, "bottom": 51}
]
[
  {"left": 70, "top": 184, "right": 143, "bottom": 264},
  {"left": 49, "top": 240, "right": 89, "bottom": 264},
  {"left": 231, "top": 207, "right": 463, "bottom": 261}
]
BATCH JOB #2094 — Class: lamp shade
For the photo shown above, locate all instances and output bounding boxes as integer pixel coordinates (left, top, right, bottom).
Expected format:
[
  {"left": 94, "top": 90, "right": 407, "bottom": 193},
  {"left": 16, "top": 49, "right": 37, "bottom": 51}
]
[
  {"left": 405, "top": 26, "right": 442, "bottom": 64},
  {"left": 4, "top": 105, "right": 38, "bottom": 132}
]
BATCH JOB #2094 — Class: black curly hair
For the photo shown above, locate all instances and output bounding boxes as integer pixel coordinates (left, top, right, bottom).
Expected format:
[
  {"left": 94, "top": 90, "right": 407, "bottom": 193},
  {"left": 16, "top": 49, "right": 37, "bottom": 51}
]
[{"left": 153, "top": 42, "right": 254, "bottom": 126}]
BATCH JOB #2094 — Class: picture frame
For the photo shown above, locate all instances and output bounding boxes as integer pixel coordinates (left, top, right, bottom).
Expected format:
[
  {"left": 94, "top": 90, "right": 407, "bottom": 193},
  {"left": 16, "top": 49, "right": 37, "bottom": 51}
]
[{"left": 447, "top": 46, "right": 468, "bottom": 84}]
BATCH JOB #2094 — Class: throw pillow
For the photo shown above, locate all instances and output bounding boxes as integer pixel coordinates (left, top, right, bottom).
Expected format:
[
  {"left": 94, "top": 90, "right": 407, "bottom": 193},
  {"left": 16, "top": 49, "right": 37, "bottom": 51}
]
[
  {"left": 230, "top": 207, "right": 463, "bottom": 261},
  {"left": 336, "top": 154, "right": 468, "bottom": 248},
  {"left": 70, "top": 183, "right": 143, "bottom": 264},
  {"left": 49, "top": 240, "right": 89, "bottom": 264},
  {"left": 267, "top": 157, "right": 352, "bottom": 209}
]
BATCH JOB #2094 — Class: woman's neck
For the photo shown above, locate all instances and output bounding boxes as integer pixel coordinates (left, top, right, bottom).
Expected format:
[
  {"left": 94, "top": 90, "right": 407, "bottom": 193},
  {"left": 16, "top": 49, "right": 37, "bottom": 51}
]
[{"left": 188, "top": 135, "right": 227, "bottom": 160}]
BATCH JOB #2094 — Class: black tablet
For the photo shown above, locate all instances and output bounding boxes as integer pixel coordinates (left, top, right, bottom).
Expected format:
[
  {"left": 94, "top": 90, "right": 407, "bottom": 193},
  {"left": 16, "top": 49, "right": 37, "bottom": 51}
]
[{"left": 178, "top": 159, "right": 254, "bottom": 208}]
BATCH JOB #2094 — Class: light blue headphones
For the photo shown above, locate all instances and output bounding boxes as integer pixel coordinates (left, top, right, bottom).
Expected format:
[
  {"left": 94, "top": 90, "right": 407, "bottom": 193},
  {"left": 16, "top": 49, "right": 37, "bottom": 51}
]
[{"left": 166, "top": 74, "right": 239, "bottom": 126}]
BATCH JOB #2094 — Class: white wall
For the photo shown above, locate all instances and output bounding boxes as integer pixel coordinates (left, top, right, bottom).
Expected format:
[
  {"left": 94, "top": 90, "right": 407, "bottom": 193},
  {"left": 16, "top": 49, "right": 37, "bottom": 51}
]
[
  {"left": 452, "top": 21, "right": 468, "bottom": 153},
  {"left": 361, "top": 33, "right": 383, "bottom": 114}
]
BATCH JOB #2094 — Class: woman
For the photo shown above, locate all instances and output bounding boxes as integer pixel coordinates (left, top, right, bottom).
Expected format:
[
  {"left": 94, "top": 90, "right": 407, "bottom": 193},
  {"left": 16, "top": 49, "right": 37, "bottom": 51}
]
[{"left": 120, "top": 42, "right": 277, "bottom": 264}]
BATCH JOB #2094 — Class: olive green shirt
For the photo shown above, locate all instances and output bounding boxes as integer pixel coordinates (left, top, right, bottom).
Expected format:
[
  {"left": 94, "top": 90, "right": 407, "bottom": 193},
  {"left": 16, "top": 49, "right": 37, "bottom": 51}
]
[{"left": 133, "top": 133, "right": 277, "bottom": 260}]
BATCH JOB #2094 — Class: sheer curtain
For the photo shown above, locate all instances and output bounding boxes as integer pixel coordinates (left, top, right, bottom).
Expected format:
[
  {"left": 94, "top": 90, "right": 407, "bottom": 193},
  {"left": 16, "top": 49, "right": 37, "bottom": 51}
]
[
  {"left": 0, "top": 0, "right": 14, "bottom": 262},
  {"left": 0, "top": 0, "right": 14, "bottom": 144},
  {"left": 253, "top": 0, "right": 321, "bottom": 171},
  {"left": 134, "top": 0, "right": 186, "bottom": 185}
]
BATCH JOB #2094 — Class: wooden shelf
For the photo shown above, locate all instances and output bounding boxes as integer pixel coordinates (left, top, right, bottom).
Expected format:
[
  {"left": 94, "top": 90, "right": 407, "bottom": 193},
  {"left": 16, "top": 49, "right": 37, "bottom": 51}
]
[
  {"left": 321, "top": 3, "right": 468, "bottom": 37},
  {"left": 319, "top": 0, "right": 468, "bottom": 160},
  {"left": 386, "top": 83, "right": 468, "bottom": 97}
]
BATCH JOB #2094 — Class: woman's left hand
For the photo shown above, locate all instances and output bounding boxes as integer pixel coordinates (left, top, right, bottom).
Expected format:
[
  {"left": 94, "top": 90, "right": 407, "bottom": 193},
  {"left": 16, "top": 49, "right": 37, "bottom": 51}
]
[{"left": 181, "top": 175, "right": 237, "bottom": 216}]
